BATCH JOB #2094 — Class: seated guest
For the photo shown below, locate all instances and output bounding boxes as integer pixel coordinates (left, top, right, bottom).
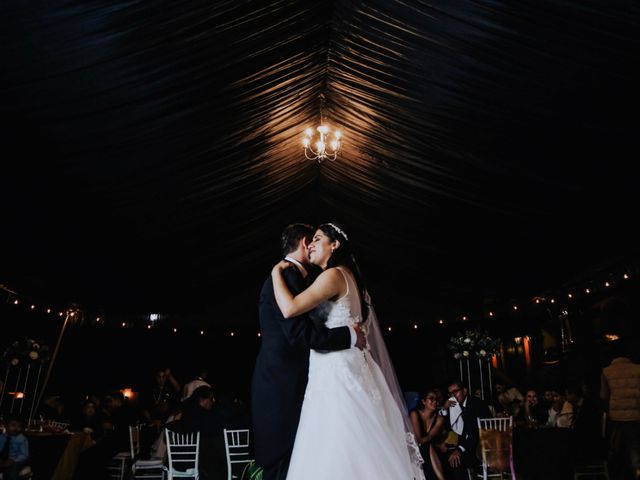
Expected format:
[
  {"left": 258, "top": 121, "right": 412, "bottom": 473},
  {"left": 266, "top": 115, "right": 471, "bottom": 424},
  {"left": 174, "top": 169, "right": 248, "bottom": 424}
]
[
  {"left": 547, "top": 390, "right": 574, "bottom": 428},
  {"left": 73, "top": 392, "right": 139, "bottom": 480},
  {"left": 517, "top": 389, "right": 548, "bottom": 427},
  {"left": 410, "top": 390, "right": 447, "bottom": 480},
  {"left": 443, "top": 380, "right": 491, "bottom": 480},
  {"left": 182, "top": 368, "right": 211, "bottom": 401},
  {"left": 70, "top": 400, "right": 104, "bottom": 439},
  {"left": 0, "top": 416, "right": 29, "bottom": 480},
  {"left": 494, "top": 382, "right": 524, "bottom": 417}
]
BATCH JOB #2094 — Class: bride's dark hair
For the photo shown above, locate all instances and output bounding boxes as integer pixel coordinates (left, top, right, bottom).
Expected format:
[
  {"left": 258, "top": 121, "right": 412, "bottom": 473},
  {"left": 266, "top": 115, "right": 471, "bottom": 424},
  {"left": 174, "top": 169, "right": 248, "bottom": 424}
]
[{"left": 318, "top": 223, "right": 369, "bottom": 320}]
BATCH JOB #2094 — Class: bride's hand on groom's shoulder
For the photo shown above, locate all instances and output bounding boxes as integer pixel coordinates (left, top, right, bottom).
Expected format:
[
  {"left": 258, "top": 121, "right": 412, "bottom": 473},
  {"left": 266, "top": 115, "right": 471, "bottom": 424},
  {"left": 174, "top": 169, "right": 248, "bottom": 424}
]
[{"left": 272, "top": 260, "right": 293, "bottom": 274}]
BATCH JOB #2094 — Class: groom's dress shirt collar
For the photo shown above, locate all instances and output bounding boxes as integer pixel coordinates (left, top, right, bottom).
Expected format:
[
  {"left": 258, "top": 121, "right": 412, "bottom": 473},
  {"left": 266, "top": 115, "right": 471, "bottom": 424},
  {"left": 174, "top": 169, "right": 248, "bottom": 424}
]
[{"left": 284, "top": 256, "right": 308, "bottom": 278}]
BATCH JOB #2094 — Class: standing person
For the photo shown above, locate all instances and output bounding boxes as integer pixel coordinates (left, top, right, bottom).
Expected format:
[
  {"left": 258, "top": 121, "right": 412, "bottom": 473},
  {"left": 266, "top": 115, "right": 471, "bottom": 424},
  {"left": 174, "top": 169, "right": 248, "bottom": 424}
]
[
  {"left": 443, "top": 380, "right": 491, "bottom": 480},
  {"left": 251, "top": 223, "right": 365, "bottom": 480},
  {"left": 601, "top": 338, "right": 640, "bottom": 480},
  {"left": 271, "top": 223, "right": 423, "bottom": 480}
]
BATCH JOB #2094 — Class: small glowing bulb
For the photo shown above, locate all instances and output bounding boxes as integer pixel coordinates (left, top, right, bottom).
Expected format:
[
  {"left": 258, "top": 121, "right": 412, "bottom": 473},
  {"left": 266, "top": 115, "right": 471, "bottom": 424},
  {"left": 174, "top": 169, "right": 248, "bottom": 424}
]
[
  {"left": 535, "top": 299, "right": 540, "bottom": 304},
  {"left": 200, "top": 330, "right": 204, "bottom": 335},
  {"left": 302, "top": 138, "right": 310, "bottom": 148},
  {"left": 47, "top": 308, "right": 51, "bottom": 313},
  {"left": 438, "top": 319, "right": 444, "bottom": 324},
  {"left": 316, "top": 141, "right": 325, "bottom": 152},
  {"left": 121, "top": 322, "right": 126, "bottom": 327},
  {"left": 488, "top": 312, "right": 493, "bottom": 317},
  {"left": 334, "top": 130, "right": 341, "bottom": 139},
  {"left": 568, "top": 293, "right": 573, "bottom": 299},
  {"left": 413, "top": 324, "right": 418, "bottom": 329},
  {"left": 147, "top": 325, "right": 151, "bottom": 329},
  {"left": 30, "top": 305, "right": 35, "bottom": 310},
  {"left": 330, "top": 140, "right": 339, "bottom": 151},
  {"left": 70, "top": 312, "right": 75, "bottom": 317},
  {"left": 13, "top": 300, "right": 19, "bottom": 305},
  {"left": 550, "top": 299, "right": 555, "bottom": 304},
  {"left": 605, "top": 281, "right": 610, "bottom": 287},
  {"left": 387, "top": 326, "right": 392, "bottom": 332},
  {"left": 513, "top": 305, "right": 518, "bottom": 311},
  {"left": 230, "top": 331, "right": 235, "bottom": 337},
  {"left": 96, "top": 317, "right": 101, "bottom": 322},
  {"left": 317, "top": 125, "right": 329, "bottom": 134},
  {"left": 462, "top": 316, "right": 467, "bottom": 321},
  {"left": 173, "top": 328, "right": 177, "bottom": 333},
  {"left": 58, "top": 312, "right": 64, "bottom": 316},
  {"left": 623, "top": 273, "right": 629, "bottom": 279},
  {"left": 304, "top": 128, "right": 313, "bottom": 137},
  {"left": 585, "top": 288, "right": 591, "bottom": 294},
  {"left": 258, "top": 332, "right": 261, "bottom": 337}
]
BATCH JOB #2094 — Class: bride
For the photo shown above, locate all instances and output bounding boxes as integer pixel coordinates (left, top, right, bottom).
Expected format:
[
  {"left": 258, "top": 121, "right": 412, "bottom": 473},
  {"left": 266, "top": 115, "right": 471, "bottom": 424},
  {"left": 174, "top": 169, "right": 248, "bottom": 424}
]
[{"left": 271, "top": 223, "right": 424, "bottom": 480}]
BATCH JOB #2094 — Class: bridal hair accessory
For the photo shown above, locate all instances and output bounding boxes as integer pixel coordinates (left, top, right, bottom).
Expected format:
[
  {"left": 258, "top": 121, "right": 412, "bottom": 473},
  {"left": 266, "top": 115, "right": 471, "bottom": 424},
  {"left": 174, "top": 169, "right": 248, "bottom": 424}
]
[{"left": 327, "top": 223, "right": 349, "bottom": 240}]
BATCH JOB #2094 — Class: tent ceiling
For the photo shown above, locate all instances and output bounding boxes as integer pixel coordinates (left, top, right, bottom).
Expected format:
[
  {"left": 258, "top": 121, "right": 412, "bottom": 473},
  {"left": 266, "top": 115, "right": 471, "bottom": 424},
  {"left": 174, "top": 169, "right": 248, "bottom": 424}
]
[{"left": 1, "top": 0, "right": 638, "bottom": 318}]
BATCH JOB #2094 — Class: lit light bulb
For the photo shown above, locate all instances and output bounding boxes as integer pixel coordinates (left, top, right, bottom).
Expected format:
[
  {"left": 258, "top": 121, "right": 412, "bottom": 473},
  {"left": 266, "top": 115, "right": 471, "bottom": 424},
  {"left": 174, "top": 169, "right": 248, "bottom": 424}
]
[
  {"left": 230, "top": 331, "right": 235, "bottom": 337},
  {"left": 47, "top": 308, "right": 51, "bottom": 313},
  {"left": 317, "top": 125, "right": 329, "bottom": 134},
  {"left": 585, "top": 288, "right": 591, "bottom": 294},
  {"left": 173, "top": 328, "right": 177, "bottom": 333},
  {"left": 30, "top": 305, "right": 35, "bottom": 310},
  {"left": 13, "top": 300, "right": 19, "bottom": 305},
  {"left": 568, "top": 293, "right": 573, "bottom": 299},
  {"left": 316, "top": 141, "right": 325, "bottom": 152},
  {"left": 489, "top": 312, "right": 493, "bottom": 317},
  {"left": 623, "top": 273, "right": 629, "bottom": 279},
  {"left": 413, "top": 324, "right": 418, "bottom": 329},
  {"left": 200, "top": 330, "right": 204, "bottom": 335},
  {"left": 334, "top": 130, "right": 341, "bottom": 139},
  {"left": 605, "top": 281, "right": 610, "bottom": 287},
  {"left": 304, "top": 128, "right": 313, "bottom": 137},
  {"left": 462, "top": 316, "right": 467, "bottom": 321},
  {"left": 302, "top": 138, "right": 310, "bottom": 148},
  {"left": 330, "top": 140, "right": 339, "bottom": 151},
  {"left": 513, "top": 305, "right": 518, "bottom": 311},
  {"left": 438, "top": 319, "right": 444, "bottom": 324},
  {"left": 387, "top": 326, "right": 392, "bottom": 331}
]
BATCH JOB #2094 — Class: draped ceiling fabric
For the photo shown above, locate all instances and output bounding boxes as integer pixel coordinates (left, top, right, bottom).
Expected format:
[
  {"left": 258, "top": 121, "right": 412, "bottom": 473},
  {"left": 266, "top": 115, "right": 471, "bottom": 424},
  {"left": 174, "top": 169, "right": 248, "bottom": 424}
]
[{"left": 1, "top": 1, "right": 639, "bottom": 321}]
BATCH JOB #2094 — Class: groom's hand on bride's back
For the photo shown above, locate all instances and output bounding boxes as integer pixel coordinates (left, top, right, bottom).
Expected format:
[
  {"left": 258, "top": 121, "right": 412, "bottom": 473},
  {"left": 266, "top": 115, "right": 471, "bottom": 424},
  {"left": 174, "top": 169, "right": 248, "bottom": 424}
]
[{"left": 353, "top": 324, "right": 366, "bottom": 350}]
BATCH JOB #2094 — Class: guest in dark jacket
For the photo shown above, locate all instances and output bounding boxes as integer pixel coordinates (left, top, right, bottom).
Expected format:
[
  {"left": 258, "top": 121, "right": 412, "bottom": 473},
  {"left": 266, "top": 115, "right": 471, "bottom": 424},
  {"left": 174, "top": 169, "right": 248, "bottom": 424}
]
[{"left": 443, "top": 380, "right": 491, "bottom": 480}]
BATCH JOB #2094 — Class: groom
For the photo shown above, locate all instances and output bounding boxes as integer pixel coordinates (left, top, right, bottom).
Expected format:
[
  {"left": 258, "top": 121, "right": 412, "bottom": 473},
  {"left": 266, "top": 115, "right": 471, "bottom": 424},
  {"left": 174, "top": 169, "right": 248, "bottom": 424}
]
[{"left": 251, "top": 223, "right": 365, "bottom": 480}]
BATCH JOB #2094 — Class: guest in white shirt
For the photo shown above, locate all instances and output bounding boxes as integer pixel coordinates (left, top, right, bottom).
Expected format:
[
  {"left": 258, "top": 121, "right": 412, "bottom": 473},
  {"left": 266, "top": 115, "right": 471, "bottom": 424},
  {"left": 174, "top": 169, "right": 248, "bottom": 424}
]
[{"left": 547, "top": 390, "right": 574, "bottom": 428}]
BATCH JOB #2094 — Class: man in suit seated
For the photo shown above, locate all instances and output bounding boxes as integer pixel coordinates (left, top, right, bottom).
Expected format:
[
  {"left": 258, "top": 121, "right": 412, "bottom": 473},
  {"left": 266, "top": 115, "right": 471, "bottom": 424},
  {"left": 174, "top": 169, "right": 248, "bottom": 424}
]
[{"left": 444, "top": 380, "right": 491, "bottom": 480}]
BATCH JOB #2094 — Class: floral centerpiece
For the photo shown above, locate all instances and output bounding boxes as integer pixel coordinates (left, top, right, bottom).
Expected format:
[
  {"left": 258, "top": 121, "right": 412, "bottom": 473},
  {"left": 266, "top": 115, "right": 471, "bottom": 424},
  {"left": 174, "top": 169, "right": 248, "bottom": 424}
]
[{"left": 448, "top": 329, "right": 501, "bottom": 360}]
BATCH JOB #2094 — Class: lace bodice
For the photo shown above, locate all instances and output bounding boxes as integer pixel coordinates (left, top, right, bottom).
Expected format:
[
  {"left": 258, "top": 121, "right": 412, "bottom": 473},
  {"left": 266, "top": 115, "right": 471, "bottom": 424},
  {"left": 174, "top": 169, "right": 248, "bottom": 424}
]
[{"left": 314, "top": 267, "right": 362, "bottom": 328}]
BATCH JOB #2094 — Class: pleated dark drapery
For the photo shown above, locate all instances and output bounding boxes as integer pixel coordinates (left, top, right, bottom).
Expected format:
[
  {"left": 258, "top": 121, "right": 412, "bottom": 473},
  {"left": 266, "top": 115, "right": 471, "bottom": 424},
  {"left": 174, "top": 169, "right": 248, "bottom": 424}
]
[{"left": 1, "top": 0, "right": 638, "bottom": 315}]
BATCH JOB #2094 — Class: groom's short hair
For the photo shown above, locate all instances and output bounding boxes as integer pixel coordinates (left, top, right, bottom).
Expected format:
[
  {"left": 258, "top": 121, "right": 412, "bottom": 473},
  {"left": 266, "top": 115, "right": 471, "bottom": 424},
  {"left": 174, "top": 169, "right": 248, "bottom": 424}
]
[{"left": 281, "top": 223, "right": 315, "bottom": 255}]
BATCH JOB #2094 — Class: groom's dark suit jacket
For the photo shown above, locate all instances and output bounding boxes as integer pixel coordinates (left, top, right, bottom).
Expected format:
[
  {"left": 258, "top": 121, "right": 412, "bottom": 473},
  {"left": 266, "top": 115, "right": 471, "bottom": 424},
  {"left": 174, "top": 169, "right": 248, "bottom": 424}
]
[{"left": 251, "top": 265, "right": 351, "bottom": 471}]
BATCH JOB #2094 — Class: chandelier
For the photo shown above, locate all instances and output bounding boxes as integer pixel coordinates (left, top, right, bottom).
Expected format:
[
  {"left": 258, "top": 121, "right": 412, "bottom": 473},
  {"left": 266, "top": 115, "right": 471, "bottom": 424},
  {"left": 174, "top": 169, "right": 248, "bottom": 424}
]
[{"left": 302, "top": 125, "right": 341, "bottom": 162}]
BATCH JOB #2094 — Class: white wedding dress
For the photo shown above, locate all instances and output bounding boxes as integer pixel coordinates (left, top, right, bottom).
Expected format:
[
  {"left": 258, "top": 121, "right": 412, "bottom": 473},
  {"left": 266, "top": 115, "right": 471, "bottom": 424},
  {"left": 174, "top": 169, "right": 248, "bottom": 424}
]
[{"left": 286, "top": 267, "right": 419, "bottom": 479}]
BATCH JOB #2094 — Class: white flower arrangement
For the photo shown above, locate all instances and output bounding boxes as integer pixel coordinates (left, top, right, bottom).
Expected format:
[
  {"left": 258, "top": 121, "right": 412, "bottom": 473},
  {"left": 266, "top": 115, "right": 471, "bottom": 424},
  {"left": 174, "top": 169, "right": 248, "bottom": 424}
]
[
  {"left": 2, "top": 338, "right": 50, "bottom": 366},
  {"left": 448, "top": 329, "right": 501, "bottom": 360}
]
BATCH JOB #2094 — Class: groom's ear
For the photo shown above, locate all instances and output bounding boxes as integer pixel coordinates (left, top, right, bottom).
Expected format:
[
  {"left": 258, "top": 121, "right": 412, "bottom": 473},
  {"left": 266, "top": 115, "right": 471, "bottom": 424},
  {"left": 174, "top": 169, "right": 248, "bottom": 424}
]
[{"left": 301, "top": 236, "right": 310, "bottom": 249}]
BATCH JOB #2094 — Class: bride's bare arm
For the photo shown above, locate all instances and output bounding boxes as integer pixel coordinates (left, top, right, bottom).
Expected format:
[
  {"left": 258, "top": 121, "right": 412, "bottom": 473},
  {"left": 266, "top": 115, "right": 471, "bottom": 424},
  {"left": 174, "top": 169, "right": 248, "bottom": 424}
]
[{"left": 271, "top": 262, "right": 343, "bottom": 318}]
